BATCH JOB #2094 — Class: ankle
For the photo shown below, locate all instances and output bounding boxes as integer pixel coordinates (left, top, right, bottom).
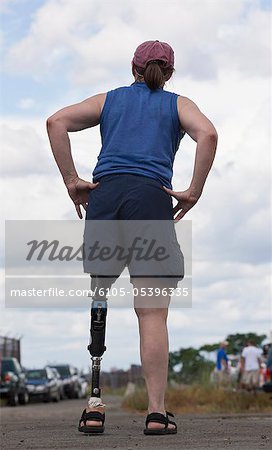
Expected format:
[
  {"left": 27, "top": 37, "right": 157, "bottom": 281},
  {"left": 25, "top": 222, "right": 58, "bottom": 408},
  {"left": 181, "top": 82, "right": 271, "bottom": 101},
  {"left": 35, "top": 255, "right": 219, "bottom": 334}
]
[{"left": 148, "top": 408, "right": 166, "bottom": 415}]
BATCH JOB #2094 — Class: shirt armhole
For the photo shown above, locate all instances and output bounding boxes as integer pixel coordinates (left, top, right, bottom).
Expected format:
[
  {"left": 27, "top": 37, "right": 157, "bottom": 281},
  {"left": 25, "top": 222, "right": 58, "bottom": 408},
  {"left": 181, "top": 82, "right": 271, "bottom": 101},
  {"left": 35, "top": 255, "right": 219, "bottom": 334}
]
[
  {"left": 175, "top": 95, "right": 186, "bottom": 137},
  {"left": 100, "top": 91, "right": 111, "bottom": 124}
]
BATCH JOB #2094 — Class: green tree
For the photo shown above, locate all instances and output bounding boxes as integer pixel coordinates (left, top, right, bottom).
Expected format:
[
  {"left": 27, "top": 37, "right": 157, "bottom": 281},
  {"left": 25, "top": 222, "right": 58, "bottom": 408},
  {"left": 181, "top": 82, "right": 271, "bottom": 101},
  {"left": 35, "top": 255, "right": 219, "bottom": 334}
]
[
  {"left": 199, "top": 332, "right": 267, "bottom": 355},
  {"left": 199, "top": 343, "right": 220, "bottom": 353},
  {"left": 224, "top": 332, "right": 266, "bottom": 354},
  {"left": 169, "top": 347, "right": 214, "bottom": 384}
]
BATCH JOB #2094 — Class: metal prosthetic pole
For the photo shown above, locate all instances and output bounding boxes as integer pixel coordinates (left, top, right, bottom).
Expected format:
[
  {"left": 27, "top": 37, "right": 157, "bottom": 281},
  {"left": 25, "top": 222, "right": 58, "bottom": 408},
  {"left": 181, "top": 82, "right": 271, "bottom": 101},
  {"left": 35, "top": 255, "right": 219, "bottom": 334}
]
[
  {"left": 87, "top": 275, "right": 109, "bottom": 405},
  {"left": 87, "top": 298, "right": 107, "bottom": 397}
]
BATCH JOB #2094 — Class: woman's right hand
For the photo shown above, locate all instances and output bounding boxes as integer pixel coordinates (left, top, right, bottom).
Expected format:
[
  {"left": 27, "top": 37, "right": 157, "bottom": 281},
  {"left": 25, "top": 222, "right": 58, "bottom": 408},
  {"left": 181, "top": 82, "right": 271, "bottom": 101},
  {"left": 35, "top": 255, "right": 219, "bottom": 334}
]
[
  {"left": 162, "top": 186, "right": 200, "bottom": 222},
  {"left": 65, "top": 177, "right": 100, "bottom": 219}
]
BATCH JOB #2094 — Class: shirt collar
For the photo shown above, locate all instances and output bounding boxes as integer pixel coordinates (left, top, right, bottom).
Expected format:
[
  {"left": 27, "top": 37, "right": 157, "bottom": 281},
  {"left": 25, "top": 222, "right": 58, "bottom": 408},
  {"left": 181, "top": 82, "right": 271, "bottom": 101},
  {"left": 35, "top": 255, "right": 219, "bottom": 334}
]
[{"left": 130, "top": 81, "right": 163, "bottom": 90}]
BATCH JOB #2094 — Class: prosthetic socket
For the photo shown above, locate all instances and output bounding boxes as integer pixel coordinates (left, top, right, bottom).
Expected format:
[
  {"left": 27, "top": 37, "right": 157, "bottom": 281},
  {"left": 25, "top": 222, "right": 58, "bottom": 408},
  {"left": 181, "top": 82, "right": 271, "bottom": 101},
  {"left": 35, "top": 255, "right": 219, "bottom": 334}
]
[{"left": 87, "top": 276, "right": 111, "bottom": 403}]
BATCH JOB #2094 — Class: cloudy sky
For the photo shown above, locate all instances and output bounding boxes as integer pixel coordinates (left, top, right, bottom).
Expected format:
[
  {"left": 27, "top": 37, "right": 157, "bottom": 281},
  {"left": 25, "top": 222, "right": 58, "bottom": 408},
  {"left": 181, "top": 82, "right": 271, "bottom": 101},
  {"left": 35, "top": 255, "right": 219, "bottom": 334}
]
[{"left": 0, "top": 0, "right": 271, "bottom": 372}]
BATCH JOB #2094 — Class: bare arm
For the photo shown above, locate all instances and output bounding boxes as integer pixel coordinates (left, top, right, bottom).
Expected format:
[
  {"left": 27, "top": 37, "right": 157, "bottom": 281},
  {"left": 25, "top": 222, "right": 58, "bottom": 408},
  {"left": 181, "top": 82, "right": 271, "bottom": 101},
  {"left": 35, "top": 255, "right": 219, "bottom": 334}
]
[
  {"left": 163, "top": 96, "right": 218, "bottom": 222},
  {"left": 46, "top": 93, "right": 106, "bottom": 218},
  {"left": 46, "top": 93, "right": 105, "bottom": 185},
  {"left": 178, "top": 96, "right": 218, "bottom": 196}
]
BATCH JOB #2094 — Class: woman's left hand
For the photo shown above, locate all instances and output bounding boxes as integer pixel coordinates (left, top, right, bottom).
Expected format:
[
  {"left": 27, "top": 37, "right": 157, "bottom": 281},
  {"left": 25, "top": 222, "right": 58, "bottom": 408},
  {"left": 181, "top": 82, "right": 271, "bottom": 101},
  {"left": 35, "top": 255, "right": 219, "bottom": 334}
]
[{"left": 163, "top": 186, "right": 200, "bottom": 222}]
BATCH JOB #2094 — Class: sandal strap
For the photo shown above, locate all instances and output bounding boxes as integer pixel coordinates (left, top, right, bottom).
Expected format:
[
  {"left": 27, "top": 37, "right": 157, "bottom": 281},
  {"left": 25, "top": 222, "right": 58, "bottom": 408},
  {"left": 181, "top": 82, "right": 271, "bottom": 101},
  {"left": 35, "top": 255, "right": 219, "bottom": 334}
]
[
  {"left": 79, "top": 409, "right": 105, "bottom": 426},
  {"left": 166, "top": 411, "right": 177, "bottom": 429},
  {"left": 145, "top": 412, "right": 168, "bottom": 428}
]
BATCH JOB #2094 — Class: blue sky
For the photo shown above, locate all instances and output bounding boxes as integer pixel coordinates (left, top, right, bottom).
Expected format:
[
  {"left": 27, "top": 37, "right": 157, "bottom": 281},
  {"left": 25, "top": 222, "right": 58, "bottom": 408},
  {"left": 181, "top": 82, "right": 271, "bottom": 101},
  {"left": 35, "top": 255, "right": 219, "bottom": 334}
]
[{"left": 1, "top": 0, "right": 271, "bottom": 371}]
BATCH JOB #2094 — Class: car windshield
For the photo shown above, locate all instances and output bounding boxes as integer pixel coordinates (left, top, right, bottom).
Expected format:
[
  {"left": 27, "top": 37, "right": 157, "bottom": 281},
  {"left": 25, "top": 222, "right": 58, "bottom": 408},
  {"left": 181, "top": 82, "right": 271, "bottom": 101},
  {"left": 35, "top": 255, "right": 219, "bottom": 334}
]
[
  {"left": 51, "top": 366, "right": 70, "bottom": 377},
  {"left": 1, "top": 359, "right": 15, "bottom": 374},
  {"left": 26, "top": 370, "right": 47, "bottom": 380}
]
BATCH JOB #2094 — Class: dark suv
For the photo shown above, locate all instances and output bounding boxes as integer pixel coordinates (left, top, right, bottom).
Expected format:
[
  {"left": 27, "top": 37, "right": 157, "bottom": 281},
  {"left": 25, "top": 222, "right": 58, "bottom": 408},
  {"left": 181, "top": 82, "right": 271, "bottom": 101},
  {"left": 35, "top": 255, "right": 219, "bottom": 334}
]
[
  {"left": 49, "top": 364, "right": 81, "bottom": 399},
  {"left": 0, "top": 357, "right": 29, "bottom": 406}
]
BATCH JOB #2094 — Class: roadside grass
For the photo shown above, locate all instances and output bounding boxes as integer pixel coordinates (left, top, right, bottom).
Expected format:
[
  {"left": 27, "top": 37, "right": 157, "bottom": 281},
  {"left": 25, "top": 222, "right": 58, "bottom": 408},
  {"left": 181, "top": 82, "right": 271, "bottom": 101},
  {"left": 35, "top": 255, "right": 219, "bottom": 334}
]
[{"left": 122, "top": 385, "right": 272, "bottom": 414}]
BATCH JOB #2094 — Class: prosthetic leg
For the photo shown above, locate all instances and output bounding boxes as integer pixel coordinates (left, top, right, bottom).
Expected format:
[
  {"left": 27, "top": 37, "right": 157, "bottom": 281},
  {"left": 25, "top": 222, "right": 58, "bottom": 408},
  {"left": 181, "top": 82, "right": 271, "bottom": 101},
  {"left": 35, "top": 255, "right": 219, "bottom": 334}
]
[
  {"left": 78, "top": 276, "right": 112, "bottom": 433},
  {"left": 87, "top": 275, "right": 111, "bottom": 407}
]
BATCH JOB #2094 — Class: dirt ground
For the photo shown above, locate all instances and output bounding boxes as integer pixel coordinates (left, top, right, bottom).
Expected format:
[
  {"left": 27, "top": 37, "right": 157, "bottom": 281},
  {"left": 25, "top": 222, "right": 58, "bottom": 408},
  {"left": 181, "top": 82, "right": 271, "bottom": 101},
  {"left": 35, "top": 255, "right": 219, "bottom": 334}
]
[{"left": 1, "top": 395, "right": 271, "bottom": 450}]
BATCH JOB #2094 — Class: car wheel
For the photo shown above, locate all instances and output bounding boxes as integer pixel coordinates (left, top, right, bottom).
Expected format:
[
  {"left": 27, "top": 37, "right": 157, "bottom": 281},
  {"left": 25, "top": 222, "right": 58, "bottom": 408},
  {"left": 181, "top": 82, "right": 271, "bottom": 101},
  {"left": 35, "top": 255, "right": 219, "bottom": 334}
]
[
  {"left": 9, "top": 391, "right": 19, "bottom": 407},
  {"left": 67, "top": 388, "right": 74, "bottom": 399},
  {"left": 60, "top": 389, "right": 65, "bottom": 400},
  {"left": 19, "top": 390, "right": 29, "bottom": 405},
  {"left": 43, "top": 392, "right": 51, "bottom": 402},
  {"left": 73, "top": 388, "right": 80, "bottom": 399}
]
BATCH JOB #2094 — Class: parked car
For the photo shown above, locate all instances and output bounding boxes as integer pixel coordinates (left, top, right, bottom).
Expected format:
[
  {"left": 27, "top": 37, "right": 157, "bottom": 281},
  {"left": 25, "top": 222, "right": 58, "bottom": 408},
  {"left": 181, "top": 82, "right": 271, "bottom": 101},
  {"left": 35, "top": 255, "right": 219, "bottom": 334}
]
[
  {"left": 49, "top": 364, "right": 81, "bottom": 399},
  {"left": 50, "top": 367, "right": 65, "bottom": 399},
  {"left": 77, "top": 373, "right": 89, "bottom": 399},
  {"left": 0, "top": 357, "right": 29, "bottom": 406},
  {"left": 25, "top": 367, "right": 60, "bottom": 402}
]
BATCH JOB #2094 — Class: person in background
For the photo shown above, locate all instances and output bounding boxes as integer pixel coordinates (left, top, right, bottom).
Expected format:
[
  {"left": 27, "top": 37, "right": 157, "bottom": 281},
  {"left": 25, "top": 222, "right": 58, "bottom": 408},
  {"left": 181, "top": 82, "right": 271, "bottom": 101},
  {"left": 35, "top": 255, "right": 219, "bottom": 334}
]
[
  {"left": 216, "top": 341, "right": 229, "bottom": 385},
  {"left": 240, "top": 340, "right": 262, "bottom": 393},
  {"left": 266, "top": 345, "right": 272, "bottom": 382}
]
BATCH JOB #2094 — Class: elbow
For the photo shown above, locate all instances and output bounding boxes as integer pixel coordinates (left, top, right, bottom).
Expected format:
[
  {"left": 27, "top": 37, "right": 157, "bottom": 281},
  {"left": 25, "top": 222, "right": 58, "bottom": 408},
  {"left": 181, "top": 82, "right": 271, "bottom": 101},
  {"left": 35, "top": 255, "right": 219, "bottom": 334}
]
[
  {"left": 46, "top": 115, "right": 56, "bottom": 131},
  {"left": 205, "top": 128, "right": 218, "bottom": 144},
  {"left": 211, "top": 128, "right": 218, "bottom": 145},
  {"left": 197, "top": 127, "right": 218, "bottom": 149},
  {"left": 46, "top": 114, "right": 65, "bottom": 131}
]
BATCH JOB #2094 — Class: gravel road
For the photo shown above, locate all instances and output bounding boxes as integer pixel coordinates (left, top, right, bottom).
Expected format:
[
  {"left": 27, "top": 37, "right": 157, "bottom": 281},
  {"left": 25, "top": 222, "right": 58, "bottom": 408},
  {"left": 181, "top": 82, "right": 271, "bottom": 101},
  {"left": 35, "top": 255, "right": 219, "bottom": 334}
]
[{"left": 1, "top": 395, "right": 271, "bottom": 449}]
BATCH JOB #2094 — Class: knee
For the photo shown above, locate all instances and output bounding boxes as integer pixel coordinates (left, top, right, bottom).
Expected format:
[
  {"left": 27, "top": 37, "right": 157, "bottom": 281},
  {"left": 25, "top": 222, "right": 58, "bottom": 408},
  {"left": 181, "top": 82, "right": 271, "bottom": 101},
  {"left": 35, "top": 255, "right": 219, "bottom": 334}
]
[{"left": 134, "top": 306, "right": 168, "bottom": 320}]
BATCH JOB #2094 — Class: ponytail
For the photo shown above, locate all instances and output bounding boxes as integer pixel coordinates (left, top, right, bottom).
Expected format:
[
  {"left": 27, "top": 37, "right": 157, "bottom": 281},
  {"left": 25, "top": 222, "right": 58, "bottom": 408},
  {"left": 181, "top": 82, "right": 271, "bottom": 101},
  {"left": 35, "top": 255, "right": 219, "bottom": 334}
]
[
  {"left": 144, "top": 61, "right": 164, "bottom": 90},
  {"left": 132, "top": 61, "right": 174, "bottom": 91}
]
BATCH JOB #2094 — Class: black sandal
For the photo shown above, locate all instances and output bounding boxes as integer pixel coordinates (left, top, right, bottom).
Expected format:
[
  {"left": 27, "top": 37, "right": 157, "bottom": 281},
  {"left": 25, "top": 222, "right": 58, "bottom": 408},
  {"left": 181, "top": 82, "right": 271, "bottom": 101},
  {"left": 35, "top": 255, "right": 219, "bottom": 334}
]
[
  {"left": 144, "top": 410, "right": 177, "bottom": 435},
  {"left": 78, "top": 408, "right": 105, "bottom": 434}
]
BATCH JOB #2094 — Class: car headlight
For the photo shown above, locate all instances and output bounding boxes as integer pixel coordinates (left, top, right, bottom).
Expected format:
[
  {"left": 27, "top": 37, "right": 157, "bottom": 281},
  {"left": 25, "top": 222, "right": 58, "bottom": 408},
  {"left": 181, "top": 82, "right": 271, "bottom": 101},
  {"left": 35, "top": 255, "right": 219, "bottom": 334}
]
[
  {"left": 36, "top": 385, "right": 46, "bottom": 392},
  {"left": 27, "top": 385, "right": 35, "bottom": 392}
]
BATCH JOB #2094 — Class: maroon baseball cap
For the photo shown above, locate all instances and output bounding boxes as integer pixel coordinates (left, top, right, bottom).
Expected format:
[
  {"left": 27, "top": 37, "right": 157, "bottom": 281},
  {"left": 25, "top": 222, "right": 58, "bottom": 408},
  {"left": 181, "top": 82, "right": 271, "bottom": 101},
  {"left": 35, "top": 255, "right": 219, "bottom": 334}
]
[{"left": 132, "top": 40, "right": 174, "bottom": 69}]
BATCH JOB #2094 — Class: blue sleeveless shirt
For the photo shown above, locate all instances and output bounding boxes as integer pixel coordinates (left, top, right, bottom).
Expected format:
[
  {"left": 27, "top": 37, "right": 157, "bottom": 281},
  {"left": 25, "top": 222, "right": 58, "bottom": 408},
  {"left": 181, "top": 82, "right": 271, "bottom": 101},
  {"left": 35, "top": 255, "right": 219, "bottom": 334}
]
[{"left": 92, "top": 81, "right": 185, "bottom": 189}]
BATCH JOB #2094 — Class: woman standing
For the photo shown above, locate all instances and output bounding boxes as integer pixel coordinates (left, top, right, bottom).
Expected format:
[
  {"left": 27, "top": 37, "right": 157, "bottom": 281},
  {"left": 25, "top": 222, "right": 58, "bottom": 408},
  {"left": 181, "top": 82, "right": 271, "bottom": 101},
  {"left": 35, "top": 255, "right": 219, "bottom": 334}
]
[{"left": 47, "top": 40, "right": 217, "bottom": 435}]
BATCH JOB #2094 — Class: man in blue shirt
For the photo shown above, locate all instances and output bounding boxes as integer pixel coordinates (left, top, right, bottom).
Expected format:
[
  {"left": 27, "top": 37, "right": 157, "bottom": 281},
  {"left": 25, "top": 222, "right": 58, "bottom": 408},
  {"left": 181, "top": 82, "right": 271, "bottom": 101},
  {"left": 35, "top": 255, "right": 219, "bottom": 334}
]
[{"left": 216, "top": 341, "right": 229, "bottom": 384}]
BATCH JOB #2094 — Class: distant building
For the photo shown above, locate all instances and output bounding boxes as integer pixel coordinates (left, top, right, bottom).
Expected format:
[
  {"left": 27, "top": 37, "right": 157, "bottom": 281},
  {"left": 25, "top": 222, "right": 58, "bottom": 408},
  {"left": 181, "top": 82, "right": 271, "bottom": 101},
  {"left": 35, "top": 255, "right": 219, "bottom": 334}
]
[
  {"left": 128, "top": 364, "right": 143, "bottom": 385},
  {"left": 0, "top": 336, "right": 21, "bottom": 363},
  {"left": 100, "top": 364, "right": 144, "bottom": 388}
]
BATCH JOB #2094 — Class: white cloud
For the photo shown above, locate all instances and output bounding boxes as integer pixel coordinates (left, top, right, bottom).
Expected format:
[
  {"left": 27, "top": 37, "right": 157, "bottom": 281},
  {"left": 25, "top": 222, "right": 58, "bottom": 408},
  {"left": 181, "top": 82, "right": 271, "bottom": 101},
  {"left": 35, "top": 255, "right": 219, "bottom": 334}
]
[
  {"left": 0, "top": 116, "right": 101, "bottom": 178},
  {"left": 0, "top": 121, "right": 52, "bottom": 176},
  {"left": 0, "top": 0, "right": 271, "bottom": 370},
  {"left": 3, "top": 0, "right": 270, "bottom": 86},
  {"left": 217, "top": 7, "right": 271, "bottom": 77}
]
